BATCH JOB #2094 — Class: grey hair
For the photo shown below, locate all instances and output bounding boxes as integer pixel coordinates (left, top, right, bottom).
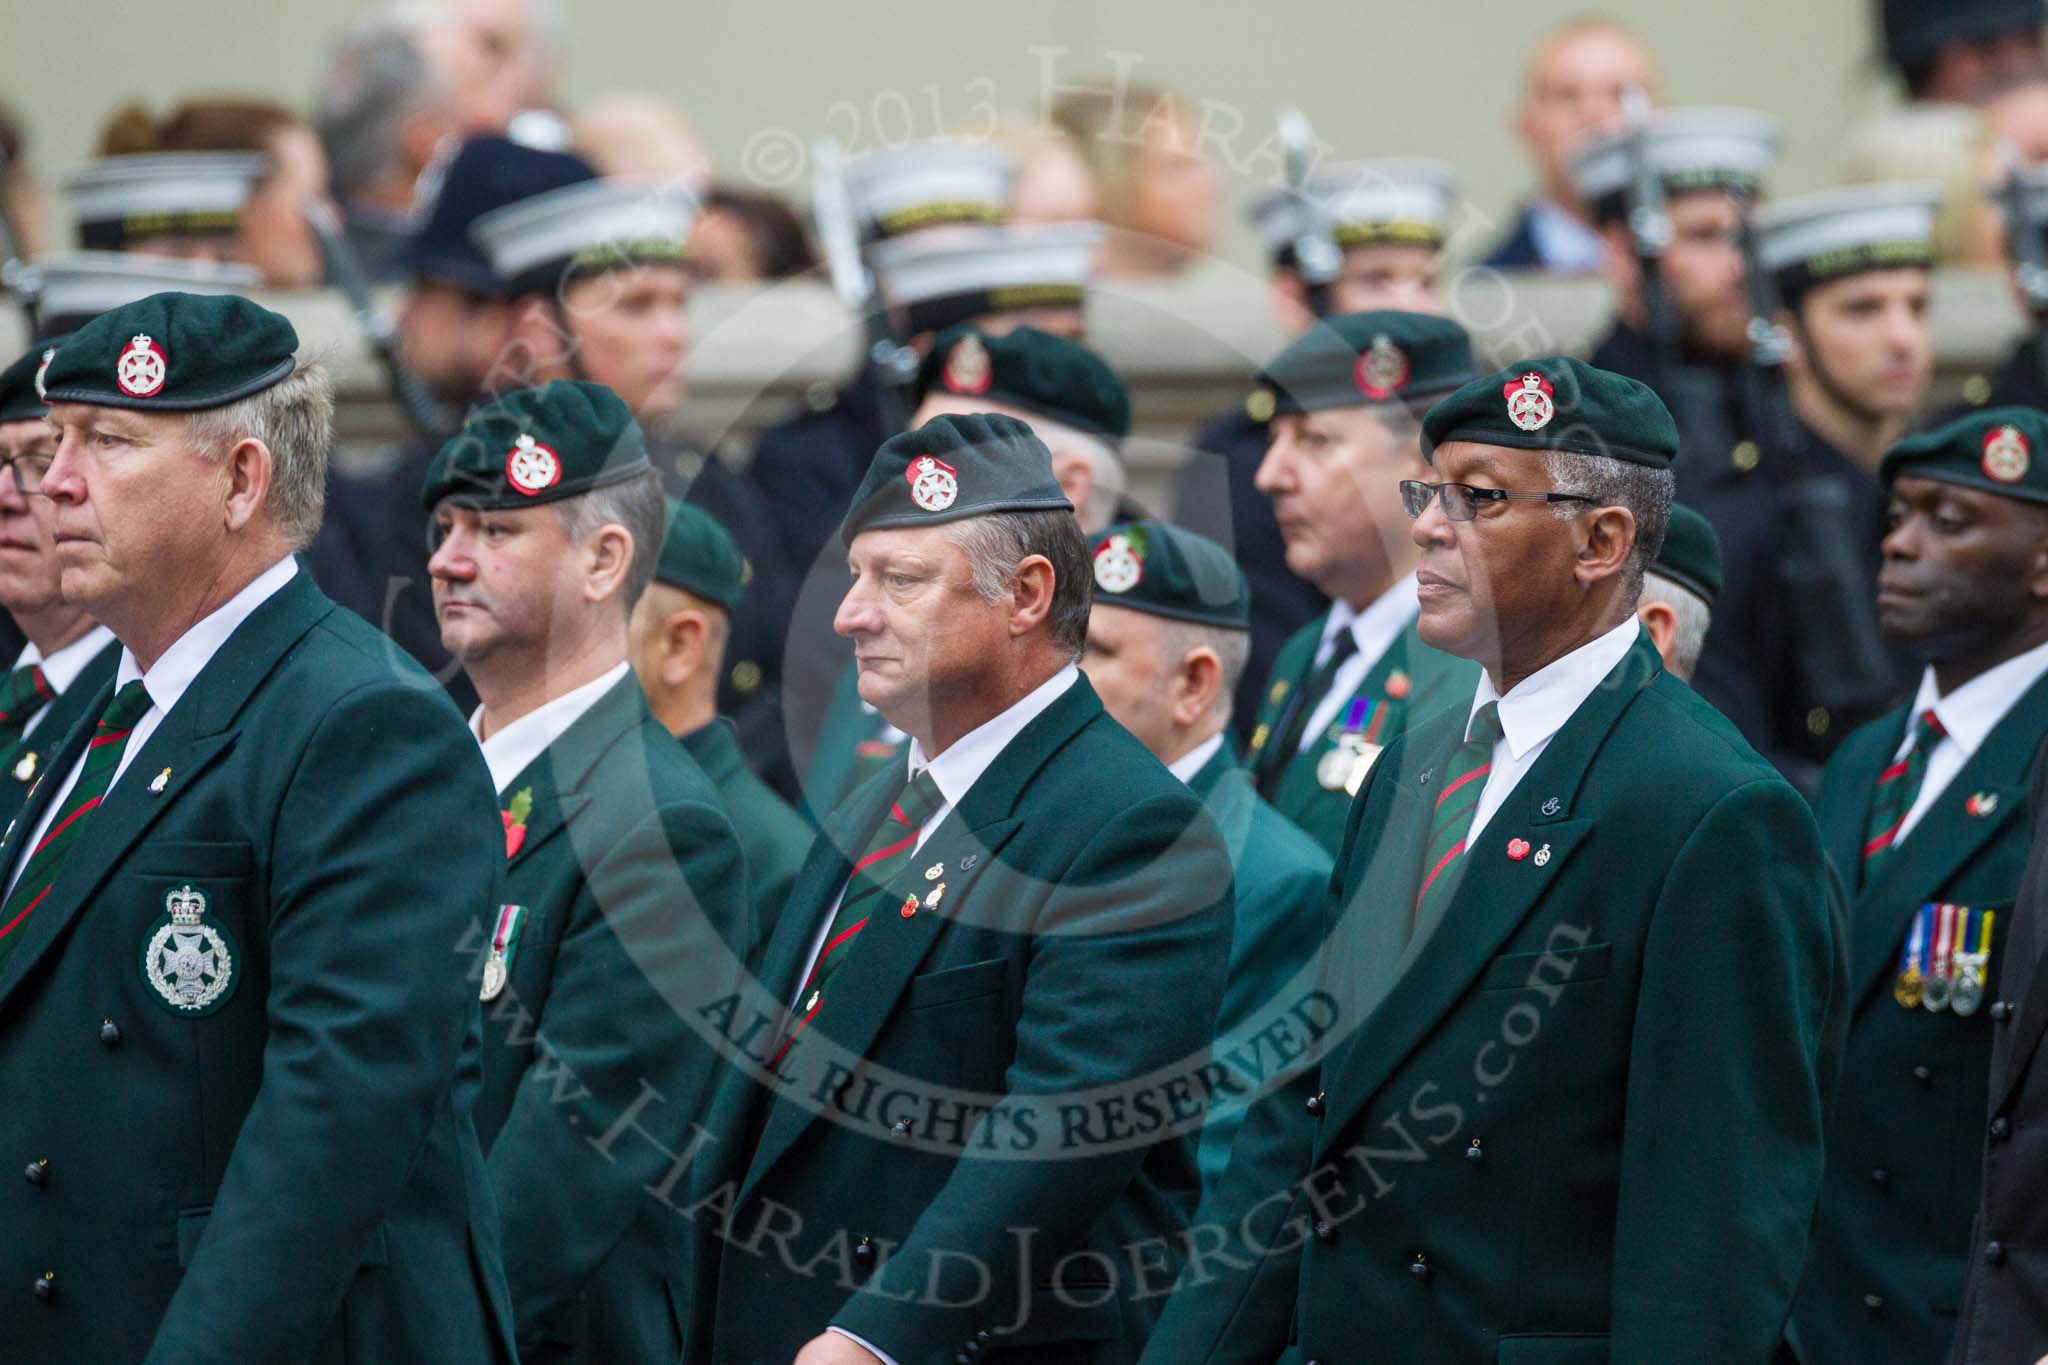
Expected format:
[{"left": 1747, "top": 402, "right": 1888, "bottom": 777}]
[
  {"left": 942, "top": 508, "right": 1093, "bottom": 658},
  {"left": 1160, "top": 619, "right": 1251, "bottom": 723},
  {"left": 1539, "top": 450, "right": 1674, "bottom": 603},
  {"left": 553, "top": 467, "right": 667, "bottom": 613},
  {"left": 1640, "top": 572, "right": 1713, "bottom": 682},
  {"left": 314, "top": 12, "right": 449, "bottom": 200},
  {"left": 185, "top": 363, "right": 334, "bottom": 550},
  {"left": 1038, "top": 415, "right": 1126, "bottom": 535}
]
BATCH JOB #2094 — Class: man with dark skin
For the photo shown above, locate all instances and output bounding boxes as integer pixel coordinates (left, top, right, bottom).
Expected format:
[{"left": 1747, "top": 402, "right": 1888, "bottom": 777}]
[{"left": 1792, "top": 408, "right": 2048, "bottom": 1364}]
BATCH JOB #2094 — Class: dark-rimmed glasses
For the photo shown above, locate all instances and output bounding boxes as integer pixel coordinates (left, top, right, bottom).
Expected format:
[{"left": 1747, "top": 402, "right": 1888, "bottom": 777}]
[{"left": 1399, "top": 479, "right": 1597, "bottom": 522}]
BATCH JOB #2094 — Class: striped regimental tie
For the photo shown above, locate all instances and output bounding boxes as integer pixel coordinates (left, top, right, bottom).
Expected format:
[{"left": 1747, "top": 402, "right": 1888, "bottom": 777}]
[
  {"left": 1861, "top": 708, "right": 1945, "bottom": 885},
  {"left": 0, "top": 663, "right": 53, "bottom": 752},
  {"left": 1411, "top": 701, "right": 1503, "bottom": 939}
]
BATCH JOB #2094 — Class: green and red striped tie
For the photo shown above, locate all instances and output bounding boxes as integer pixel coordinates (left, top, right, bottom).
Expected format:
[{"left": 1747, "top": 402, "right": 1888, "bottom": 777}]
[
  {"left": 0, "top": 663, "right": 53, "bottom": 752},
  {"left": 0, "top": 680, "right": 152, "bottom": 970},
  {"left": 1412, "top": 702, "right": 1502, "bottom": 938},
  {"left": 769, "top": 769, "right": 944, "bottom": 1068},
  {"left": 1861, "top": 708, "right": 1945, "bottom": 884}
]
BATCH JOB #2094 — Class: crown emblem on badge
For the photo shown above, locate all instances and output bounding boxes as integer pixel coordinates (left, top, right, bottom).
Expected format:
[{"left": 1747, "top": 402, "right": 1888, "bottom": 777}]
[
  {"left": 1983, "top": 424, "right": 2030, "bottom": 484},
  {"left": 505, "top": 432, "right": 563, "bottom": 496},
  {"left": 1093, "top": 531, "right": 1144, "bottom": 593},
  {"left": 1504, "top": 372, "right": 1555, "bottom": 432},
  {"left": 906, "top": 454, "right": 959, "bottom": 512},
  {"left": 116, "top": 334, "right": 168, "bottom": 399},
  {"left": 942, "top": 333, "right": 993, "bottom": 395},
  {"left": 1355, "top": 335, "right": 1410, "bottom": 401},
  {"left": 166, "top": 884, "right": 208, "bottom": 925},
  {"left": 33, "top": 348, "right": 53, "bottom": 403}
]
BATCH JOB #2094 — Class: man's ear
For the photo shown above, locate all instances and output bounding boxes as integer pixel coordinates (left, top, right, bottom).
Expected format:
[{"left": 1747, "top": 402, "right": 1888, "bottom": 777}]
[
  {"left": 662, "top": 609, "right": 710, "bottom": 689},
  {"left": 1170, "top": 645, "right": 1224, "bottom": 729},
  {"left": 1637, "top": 599, "right": 1678, "bottom": 669},
  {"left": 1008, "top": 553, "right": 1057, "bottom": 635},
  {"left": 220, "top": 436, "right": 274, "bottom": 534},
  {"left": 584, "top": 525, "right": 634, "bottom": 605},
  {"left": 1576, "top": 504, "right": 1637, "bottom": 588}
]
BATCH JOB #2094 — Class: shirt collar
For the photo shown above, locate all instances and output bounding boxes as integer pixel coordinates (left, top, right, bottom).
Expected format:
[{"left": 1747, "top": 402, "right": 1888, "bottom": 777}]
[
  {"left": 469, "top": 661, "right": 631, "bottom": 797},
  {"left": 1469, "top": 617, "right": 1642, "bottom": 758},
  {"left": 1321, "top": 574, "right": 1419, "bottom": 666},
  {"left": 115, "top": 556, "right": 298, "bottom": 715},
  {"left": 1167, "top": 730, "right": 1228, "bottom": 785},
  {"left": 907, "top": 664, "right": 1079, "bottom": 809},
  {"left": 1527, "top": 198, "right": 1604, "bottom": 273},
  {"left": 17, "top": 624, "right": 116, "bottom": 693},
  {"left": 1906, "top": 636, "right": 2048, "bottom": 761}
]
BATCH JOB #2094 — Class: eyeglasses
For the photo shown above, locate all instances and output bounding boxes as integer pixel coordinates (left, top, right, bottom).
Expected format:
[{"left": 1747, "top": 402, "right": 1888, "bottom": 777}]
[
  {"left": 0, "top": 452, "right": 53, "bottom": 495},
  {"left": 1399, "top": 479, "right": 1597, "bottom": 523}
]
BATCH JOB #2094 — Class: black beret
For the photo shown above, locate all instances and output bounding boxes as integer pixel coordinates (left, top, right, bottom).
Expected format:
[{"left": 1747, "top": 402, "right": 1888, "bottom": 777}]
[
  {"left": 917, "top": 326, "right": 1130, "bottom": 440},
  {"left": 841, "top": 412, "right": 1072, "bottom": 545},
  {"left": 1420, "top": 356, "right": 1679, "bottom": 470},
  {"left": 1089, "top": 521, "right": 1249, "bottom": 629},
  {"left": 653, "top": 497, "right": 749, "bottom": 611},
  {"left": 39, "top": 292, "right": 297, "bottom": 412},
  {"left": 1881, "top": 406, "right": 2048, "bottom": 505},
  {"left": 0, "top": 335, "right": 68, "bottom": 425},
  {"left": 401, "top": 136, "right": 598, "bottom": 295},
  {"left": 420, "top": 380, "right": 653, "bottom": 511},
  {"left": 1650, "top": 503, "right": 1724, "bottom": 605},
  {"left": 1254, "top": 310, "right": 1476, "bottom": 416}
]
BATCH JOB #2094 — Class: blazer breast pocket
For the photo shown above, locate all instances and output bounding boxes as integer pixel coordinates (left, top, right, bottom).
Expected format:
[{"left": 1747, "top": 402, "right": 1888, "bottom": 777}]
[
  {"left": 908, "top": 955, "right": 1008, "bottom": 1010},
  {"left": 131, "top": 839, "right": 257, "bottom": 881},
  {"left": 1480, "top": 941, "right": 1612, "bottom": 992}
]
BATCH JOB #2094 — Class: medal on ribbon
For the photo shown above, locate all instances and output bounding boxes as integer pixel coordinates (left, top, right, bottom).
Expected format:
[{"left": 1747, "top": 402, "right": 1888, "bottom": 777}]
[
  {"left": 480, "top": 903, "right": 527, "bottom": 1001},
  {"left": 1924, "top": 903, "right": 1958, "bottom": 1012},
  {"left": 1317, "top": 697, "right": 1391, "bottom": 794},
  {"left": 1952, "top": 907, "right": 1995, "bottom": 1017},
  {"left": 1895, "top": 904, "right": 1930, "bottom": 1008}
]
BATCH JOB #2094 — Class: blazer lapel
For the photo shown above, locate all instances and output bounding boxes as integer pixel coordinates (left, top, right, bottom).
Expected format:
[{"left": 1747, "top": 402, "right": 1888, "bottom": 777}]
[
  {"left": 1316, "top": 637, "right": 1655, "bottom": 1153},
  {"left": 498, "top": 675, "right": 651, "bottom": 871}
]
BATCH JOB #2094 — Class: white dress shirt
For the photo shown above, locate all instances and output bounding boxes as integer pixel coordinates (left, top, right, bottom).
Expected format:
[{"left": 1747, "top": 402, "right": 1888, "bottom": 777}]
[
  {"left": 1167, "top": 731, "right": 1227, "bottom": 785},
  {"left": 1893, "top": 638, "right": 2048, "bottom": 844},
  {"left": 1527, "top": 198, "right": 1606, "bottom": 274},
  {"left": 1293, "top": 575, "right": 1419, "bottom": 754},
  {"left": 12, "top": 624, "right": 116, "bottom": 740},
  {"left": 468, "top": 661, "right": 630, "bottom": 797},
  {"left": 1462, "top": 617, "right": 1642, "bottom": 844},
  {"left": 7, "top": 556, "right": 298, "bottom": 896}
]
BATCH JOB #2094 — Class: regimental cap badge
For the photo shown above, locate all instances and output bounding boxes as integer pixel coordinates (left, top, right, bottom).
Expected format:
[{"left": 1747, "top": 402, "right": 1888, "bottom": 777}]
[
  {"left": 143, "top": 882, "right": 236, "bottom": 1015},
  {"left": 116, "top": 334, "right": 168, "bottom": 399},
  {"left": 905, "top": 453, "right": 960, "bottom": 512},
  {"left": 505, "top": 431, "right": 563, "bottom": 496},
  {"left": 1983, "top": 424, "right": 2030, "bottom": 484},
  {"left": 1504, "top": 371, "right": 1556, "bottom": 432},
  {"left": 33, "top": 348, "right": 53, "bottom": 403},
  {"left": 1355, "top": 334, "right": 1410, "bottom": 401},
  {"left": 942, "top": 332, "right": 993, "bottom": 395},
  {"left": 1093, "top": 528, "right": 1145, "bottom": 593}
]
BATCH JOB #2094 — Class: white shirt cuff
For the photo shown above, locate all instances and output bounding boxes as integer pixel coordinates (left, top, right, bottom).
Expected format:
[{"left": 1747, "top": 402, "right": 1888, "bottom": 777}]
[{"left": 827, "top": 1325, "right": 899, "bottom": 1365}]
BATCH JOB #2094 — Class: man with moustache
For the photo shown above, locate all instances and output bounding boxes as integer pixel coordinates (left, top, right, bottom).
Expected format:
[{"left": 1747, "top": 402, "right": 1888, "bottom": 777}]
[
  {"left": 425, "top": 380, "right": 753, "bottom": 1364},
  {"left": 1789, "top": 409, "right": 2048, "bottom": 1364},
  {"left": 0, "top": 341, "right": 119, "bottom": 823},
  {"left": 1140, "top": 357, "right": 1845, "bottom": 1364},
  {"left": 682, "top": 414, "right": 1232, "bottom": 1365}
]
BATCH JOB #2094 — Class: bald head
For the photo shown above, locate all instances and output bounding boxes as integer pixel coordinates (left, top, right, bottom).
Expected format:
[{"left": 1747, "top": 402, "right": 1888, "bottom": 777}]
[{"left": 1517, "top": 18, "right": 1660, "bottom": 206}]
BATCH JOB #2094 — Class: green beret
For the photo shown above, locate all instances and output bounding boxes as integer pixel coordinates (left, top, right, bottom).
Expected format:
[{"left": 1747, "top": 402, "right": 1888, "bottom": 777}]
[
  {"left": 1650, "top": 503, "right": 1724, "bottom": 605},
  {"left": 841, "top": 412, "right": 1072, "bottom": 545},
  {"left": 653, "top": 497, "right": 748, "bottom": 611},
  {"left": 0, "top": 335, "right": 67, "bottom": 425},
  {"left": 420, "top": 380, "right": 653, "bottom": 512},
  {"left": 1420, "top": 355, "right": 1678, "bottom": 470},
  {"left": 1253, "top": 311, "right": 1476, "bottom": 416},
  {"left": 917, "top": 325, "right": 1130, "bottom": 440},
  {"left": 1089, "top": 521, "right": 1249, "bottom": 629},
  {"left": 39, "top": 292, "right": 296, "bottom": 412},
  {"left": 1881, "top": 406, "right": 2048, "bottom": 505}
]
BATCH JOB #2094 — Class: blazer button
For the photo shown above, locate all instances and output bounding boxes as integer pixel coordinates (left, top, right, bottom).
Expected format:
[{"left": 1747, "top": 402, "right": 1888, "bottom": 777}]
[
  {"left": 1991, "top": 1116, "right": 2012, "bottom": 1141},
  {"left": 31, "top": 1272, "right": 53, "bottom": 1301},
  {"left": 1911, "top": 1065, "right": 1933, "bottom": 1087},
  {"left": 23, "top": 1159, "right": 46, "bottom": 1185},
  {"left": 1312, "top": 1220, "right": 1335, "bottom": 1242},
  {"left": 1863, "top": 1293, "right": 1883, "bottom": 1311},
  {"left": 1304, "top": 1091, "right": 1325, "bottom": 1116},
  {"left": 1465, "top": 1138, "right": 1484, "bottom": 1163},
  {"left": 98, "top": 1019, "right": 120, "bottom": 1046},
  {"left": 1991, "top": 1001, "right": 2014, "bottom": 1022},
  {"left": 1986, "top": 1241, "right": 2007, "bottom": 1266},
  {"left": 852, "top": 1237, "right": 877, "bottom": 1265},
  {"left": 1870, "top": 1168, "right": 1889, "bottom": 1189},
  {"left": 891, "top": 1118, "right": 914, "bottom": 1140},
  {"left": 954, "top": 1353, "right": 971, "bottom": 1364},
  {"left": 1408, "top": 1254, "right": 1430, "bottom": 1282}
]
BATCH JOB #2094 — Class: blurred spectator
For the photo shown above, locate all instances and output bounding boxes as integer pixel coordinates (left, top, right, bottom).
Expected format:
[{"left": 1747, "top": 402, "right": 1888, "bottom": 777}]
[
  {"left": 408, "top": 0, "right": 559, "bottom": 134},
  {"left": 0, "top": 102, "right": 47, "bottom": 269},
  {"left": 1879, "top": 0, "right": 2045, "bottom": 104},
  {"left": 690, "top": 186, "right": 816, "bottom": 282},
  {"left": 1478, "top": 17, "right": 1660, "bottom": 273},
  {"left": 315, "top": 10, "right": 460, "bottom": 283},
  {"left": 95, "top": 99, "right": 332, "bottom": 289},
  {"left": 1051, "top": 84, "right": 1220, "bottom": 274},
  {"left": 991, "top": 118, "right": 1099, "bottom": 223},
  {"left": 572, "top": 92, "right": 712, "bottom": 190},
  {"left": 1986, "top": 70, "right": 2048, "bottom": 158},
  {"left": 1843, "top": 103, "right": 2006, "bottom": 266}
]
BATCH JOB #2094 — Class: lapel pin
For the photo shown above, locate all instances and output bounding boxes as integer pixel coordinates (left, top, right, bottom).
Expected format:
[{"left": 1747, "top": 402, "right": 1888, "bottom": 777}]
[
  {"left": 1384, "top": 670, "right": 1412, "bottom": 701},
  {"left": 11, "top": 751, "right": 36, "bottom": 783},
  {"left": 925, "top": 882, "right": 946, "bottom": 909},
  {"left": 1418, "top": 769, "right": 1434, "bottom": 787},
  {"left": 1540, "top": 796, "right": 1561, "bottom": 817},
  {"left": 1967, "top": 791, "right": 1999, "bottom": 818},
  {"left": 959, "top": 853, "right": 979, "bottom": 871},
  {"left": 805, "top": 990, "right": 821, "bottom": 1013},
  {"left": 1507, "top": 838, "right": 1531, "bottom": 861},
  {"left": 925, "top": 862, "right": 944, "bottom": 881},
  {"left": 1533, "top": 843, "right": 1552, "bottom": 867},
  {"left": 899, "top": 893, "right": 919, "bottom": 918},
  {"left": 148, "top": 767, "right": 171, "bottom": 796}
]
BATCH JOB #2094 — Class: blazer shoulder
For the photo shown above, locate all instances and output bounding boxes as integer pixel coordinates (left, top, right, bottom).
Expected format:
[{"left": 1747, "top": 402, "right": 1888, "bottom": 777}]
[{"left": 1628, "top": 671, "right": 1794, "bottom": 793}]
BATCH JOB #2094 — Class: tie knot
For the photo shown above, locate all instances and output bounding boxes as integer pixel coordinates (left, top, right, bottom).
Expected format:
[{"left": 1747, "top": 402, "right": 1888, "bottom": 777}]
[
  {"left": 894, "top": 769, "right": 945, "bottom": 830},
  {"left": 100, "top": 680, "right": 152, "bottom": 732},
  {"left": 1465, "top": 701, "right": 1503, "bottom": 750},
  {"left": 1323, "top": 630, "right": 1360, "bottom": 668},
  {"left": 1913, "top": 708, "right": 1945, "bottom": 748}
]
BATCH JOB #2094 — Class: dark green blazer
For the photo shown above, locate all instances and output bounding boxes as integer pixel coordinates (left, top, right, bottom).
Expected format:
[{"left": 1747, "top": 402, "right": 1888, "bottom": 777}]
[
  {"left": 801, "top": 658, "right": 907, "bottom": 822},
  {"left": 683, "top": 715, "right": 812, "bottom": 955},
  {"left": 682, "top": 675, "right": 1234, "bottom": 1365},
  {"left": 0, "top": 637, "right": 121, "bottom": 829},
  {"left": 1187, "top": 737, "right": 1332, "bottom": 1187},
  {"left": 1788, "top": 674, "right": 2048, "bottom": 1364},
  {"left": 1244, "top": 613, "right": 1477, "bottom": 855},
  {"left": 0, "top": 571, "right": 516, "bottom": 1365},
  {"left": 475, "top": 672, "right": 756, "bottom": 1364},
  {"left": 1141, "top": 634, "right": 1849, "bottom": 1365}
]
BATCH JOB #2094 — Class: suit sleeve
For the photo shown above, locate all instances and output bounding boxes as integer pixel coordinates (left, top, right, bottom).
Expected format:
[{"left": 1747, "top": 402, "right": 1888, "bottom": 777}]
[
  {"left": 1610, "top": 776, "right": 1850, "bottom": 1360},
  {"left": 491, "top": 794, "right": 756, "bottom": 1340},
  {"left": 147, "top": 681, "right": 503, "bottom": 1363},
  {"left": 830, "top": 793, "right": 1234, "bottom": 1364}
]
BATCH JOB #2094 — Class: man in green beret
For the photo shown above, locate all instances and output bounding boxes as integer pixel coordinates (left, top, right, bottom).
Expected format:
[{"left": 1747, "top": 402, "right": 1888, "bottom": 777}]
[
  {"left": 1079, "top": 518, "right": 1332, "bottom": 1189},
  {"left": 422, "top": 379, "right": 755, "bottom": 1363},
  {"left": 631, "top": 496, "right": 813, "bottom": 955},
  {"left": 682, "top": 413, "right": 1233, "bottom": 1365},
  {"left": 0, "top": 340, "right": 120, "bottom": 824},
  {"left": 0, "top": 291, "right": 515, "bottom": 1363},
  {"left": 1788, "top": 407, "right": 2048, "bottom": 1364},
  {"left": 1142, "top": 356, "right": 1846, "bottom": 1364},
  {"left": 1636, "top": 501, "right": 1723, "bottom": 683},
  {"left": 1239, "top": 309, "right": 1482, "bottom": 854}
]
